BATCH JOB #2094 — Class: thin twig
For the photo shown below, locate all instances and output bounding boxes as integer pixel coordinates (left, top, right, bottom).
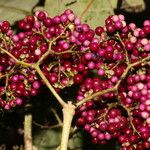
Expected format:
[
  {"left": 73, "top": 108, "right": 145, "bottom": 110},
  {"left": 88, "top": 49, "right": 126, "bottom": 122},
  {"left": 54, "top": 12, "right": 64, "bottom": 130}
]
[
  {"left": 120, "top": 104, "right": 140, "bottom": 135},
  {"left": 37, "top": 24, "right": 71, "bottom": 65},
  {"left": 116, "top": 33, "right": 130, "bottom": 64},
  {"left": 51, "top": 108, "right": 62, "bottom": 124},
  {"left": 33, "top": 121, "right": 62, "bottom": 129}
]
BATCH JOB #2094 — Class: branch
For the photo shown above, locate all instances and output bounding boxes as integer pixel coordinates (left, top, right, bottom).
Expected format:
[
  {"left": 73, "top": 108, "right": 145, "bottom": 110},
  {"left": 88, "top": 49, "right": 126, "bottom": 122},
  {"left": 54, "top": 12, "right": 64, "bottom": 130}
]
[
  {"left": 37, "top": 24, "right": 72, "bottom": 65},
  {"left": 76, "top": 55, "right": 150, "bottom": 107},
  {"left": 0, "top": 47, "right": 32, "bottom": 67},
  {"left": 60, "top": 102, "right": 75, "bottom": 150},
  {"left": 120, "top": 104, "right": 140, "bottom": 135},
  {"left": 76, "top": 87, "right": 116, "bottom": 107},
  {"left": 0, "top": 38, "right": 67, "bottom": 107},
  {"left": 36, "top": 41, "right": 52, "bottom": 65},
  {"left": 51, "top": 108, "right": 62, "bottom": 125},
  {"left": 24, "top": 114, "right": 32, "bottom": 150},
  {"left": 35, "top": 66, "right": 66, "bottom": 107},
  {"left": 33, "top": 121, "right": 62, "bottom": 129}
]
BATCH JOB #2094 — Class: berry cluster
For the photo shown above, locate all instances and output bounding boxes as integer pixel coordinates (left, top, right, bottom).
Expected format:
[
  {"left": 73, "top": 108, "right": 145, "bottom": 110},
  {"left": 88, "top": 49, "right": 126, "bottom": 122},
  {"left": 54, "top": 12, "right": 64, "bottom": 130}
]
[
  {"left": 0, "top": 9, "right": 150, "bottom": 149},
  {"left": 17, "top": 10, "right": 98, "bottom": 89},
  {"left": 75, "top": 15, "right": 150, "bottom": 149},
  {"left": 0, "top": 9, "right": 96, "bottom": 109}
]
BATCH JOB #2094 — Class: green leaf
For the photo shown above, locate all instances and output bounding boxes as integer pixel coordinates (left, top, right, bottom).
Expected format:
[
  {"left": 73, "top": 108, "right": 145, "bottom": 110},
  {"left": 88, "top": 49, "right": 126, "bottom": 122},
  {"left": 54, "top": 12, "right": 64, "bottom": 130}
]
[
  {"left": 33, "top": 128, "right": 61, "bottom": 150},
  {"left": 68, "top": 132, "right": 83, "bottom": 150},
  {"left": 0, "top": 0, "right": 39, "bottom": 24},
  {"left": 44, "top": 0, "right": 65, "bottom": 17},
  {"left": 33, "top": 128, "right": 83, "bottom": 150},
  {"left": 81, "top": 0, "right": 117, "bottom": 28},
  {"left": 44, "top": 0, "right": 117, "bottom": 28}
]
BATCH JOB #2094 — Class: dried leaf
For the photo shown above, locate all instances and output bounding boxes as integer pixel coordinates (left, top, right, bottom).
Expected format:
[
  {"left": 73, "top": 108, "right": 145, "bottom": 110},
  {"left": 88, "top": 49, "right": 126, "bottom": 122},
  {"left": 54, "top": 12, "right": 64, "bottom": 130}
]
[{"left": 121, "top": 0, "right": 145, "bottom": 12}]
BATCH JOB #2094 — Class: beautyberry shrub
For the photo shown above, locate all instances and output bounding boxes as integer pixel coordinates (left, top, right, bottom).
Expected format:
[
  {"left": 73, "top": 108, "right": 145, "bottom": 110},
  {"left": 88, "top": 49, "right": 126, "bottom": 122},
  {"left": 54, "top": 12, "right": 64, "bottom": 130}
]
[{"left": 0, "top": 10, "right": 150, "bottom": 150}]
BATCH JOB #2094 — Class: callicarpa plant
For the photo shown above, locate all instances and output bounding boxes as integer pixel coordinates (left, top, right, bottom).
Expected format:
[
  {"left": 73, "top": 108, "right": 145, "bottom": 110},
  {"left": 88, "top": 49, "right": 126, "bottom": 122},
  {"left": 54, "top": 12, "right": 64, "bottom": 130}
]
[{"left": 0, "top": 8, "right": 150, "bottom": 150}]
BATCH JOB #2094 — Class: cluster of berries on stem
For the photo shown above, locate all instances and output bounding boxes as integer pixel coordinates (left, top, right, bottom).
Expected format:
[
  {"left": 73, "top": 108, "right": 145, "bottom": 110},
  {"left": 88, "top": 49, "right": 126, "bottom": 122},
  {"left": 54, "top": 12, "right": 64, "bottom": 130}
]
[{"left": 0, "top": 9, "right": 150, "bottom": 150}]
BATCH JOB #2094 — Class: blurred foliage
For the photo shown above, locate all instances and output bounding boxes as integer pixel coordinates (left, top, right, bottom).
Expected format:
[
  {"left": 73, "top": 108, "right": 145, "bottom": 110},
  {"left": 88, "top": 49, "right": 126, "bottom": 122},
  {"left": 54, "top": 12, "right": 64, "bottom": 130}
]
[
  {"left": 33, "top": 129, "right": 62, "bottom": 150},
  {"left": 0, "top": 0, "right": 148, "bottom": 150},
  {"left": 0, "top": 0, "right": 145, "bottom": 27},
  {"left": 33, "top": 129, "right": 83, "bottom": 150},
  {"left": 0, "top": 0, "right": 38, "bottom": 24},
  {"left": 44, "top": 0, "right": 117, "bottom": 28}
]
